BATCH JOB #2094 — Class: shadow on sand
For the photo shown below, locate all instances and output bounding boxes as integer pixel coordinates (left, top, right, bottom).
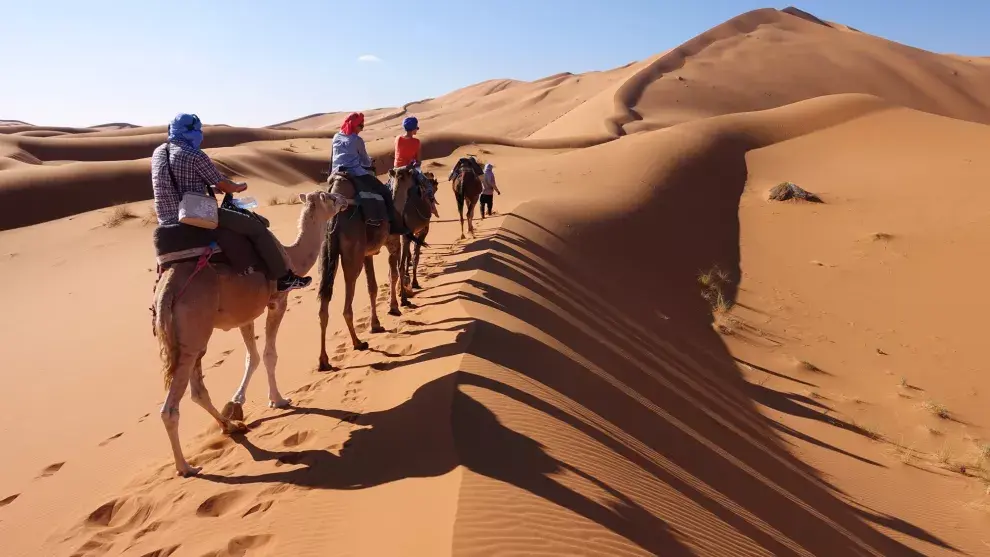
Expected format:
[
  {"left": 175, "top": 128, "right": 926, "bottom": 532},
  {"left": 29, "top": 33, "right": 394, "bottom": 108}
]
[{"left": 202, "top": 130, "right": 954, "bottom": 555}]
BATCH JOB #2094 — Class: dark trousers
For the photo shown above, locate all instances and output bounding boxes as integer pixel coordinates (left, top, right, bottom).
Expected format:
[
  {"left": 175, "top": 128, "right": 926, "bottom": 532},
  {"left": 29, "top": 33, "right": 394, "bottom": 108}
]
[
  {"left": 218, "top": 208, "right": 288, "bottom": 279},
  {"left": 480, "top": 194, "right": 494, "bottom": 217}
]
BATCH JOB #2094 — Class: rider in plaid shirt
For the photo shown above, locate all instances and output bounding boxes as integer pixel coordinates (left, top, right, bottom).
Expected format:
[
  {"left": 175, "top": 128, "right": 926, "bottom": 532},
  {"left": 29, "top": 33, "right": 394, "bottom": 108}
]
[{"left": 151, "top": 113, "right": 310, "bottom": 292}]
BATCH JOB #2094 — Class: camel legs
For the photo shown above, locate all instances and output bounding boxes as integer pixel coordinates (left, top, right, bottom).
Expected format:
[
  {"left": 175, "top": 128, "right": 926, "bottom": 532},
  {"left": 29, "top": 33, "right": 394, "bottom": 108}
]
[
  {"left": 411, "top": 226, "right": 426, "bottom": 290},
  {"left": 262, "top": 297, "right": 291, "bottom": 408},
  {"left": 318, "top": 294, "right": 334, "bottom": 371},
  {"left": 161, "top": 351, "right": 197, "bottom": 476},
  {"left": 232, "top": 299, "right": 292, "bottom": 409},
  {"left": 341, "top": 251, "right": 365, "bottom": 350},
  {"left": 231, "top": 322, "right": 261, "bottom": 406},
  {"left": 190, "top": 354, "right": 246, "bottom": 436},
  {"left": 365, "top": 255, "right": 386, "bottom": 334},
  {"left": 467, "top": 198, "right": 477, "bottom": 237},
  {"left": 387, "top": 236, "right": 402, "bottom": 316}
]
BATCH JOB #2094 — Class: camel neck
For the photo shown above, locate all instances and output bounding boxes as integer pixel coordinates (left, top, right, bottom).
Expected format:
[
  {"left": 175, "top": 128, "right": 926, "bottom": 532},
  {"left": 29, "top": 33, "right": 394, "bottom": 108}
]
[{"left": 283, "top": 207, "right": 324, "bottom": 275}]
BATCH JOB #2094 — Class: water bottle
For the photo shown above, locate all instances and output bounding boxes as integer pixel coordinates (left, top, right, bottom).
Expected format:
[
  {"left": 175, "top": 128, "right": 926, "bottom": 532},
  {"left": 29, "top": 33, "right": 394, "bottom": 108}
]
[{"left": 232, "top": 196, "right": 258, "bottom": 210}]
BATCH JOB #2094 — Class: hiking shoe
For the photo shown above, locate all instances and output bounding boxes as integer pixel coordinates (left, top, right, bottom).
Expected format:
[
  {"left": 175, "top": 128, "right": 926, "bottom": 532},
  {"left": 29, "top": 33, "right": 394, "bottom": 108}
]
[{"left": 277, "top": 272, "right": 312, "bottom": 292}]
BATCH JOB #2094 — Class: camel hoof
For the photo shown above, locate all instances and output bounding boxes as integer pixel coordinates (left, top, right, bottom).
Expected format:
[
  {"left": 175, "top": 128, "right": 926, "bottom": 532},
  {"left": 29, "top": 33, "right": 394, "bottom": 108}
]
[
  {"left": 269, "top": 398, "right": 292, "bottom": 409},
  {"left": 318, "top": 361, "right": 337, "bottom": 372},
  {"left": 355, "top": 341, "right": 369, "bottom": 351},
  {"left": 370, "top": 325, "right": 386, "bottom": 334},
  {"left": 388, "top": 308, "right": 402, "bottom": 317},
  {"left": 176, "top": 465, "right": 202, "bottom": 478},
  {"left": 401, "top": 299, "right": 415, "bottom": 308},
  {"left": 412, "top": 281, "right": 422, "bottom": 290},
  {"left": 222, "top": 420, "right": 249, "bottom": 435},
  {"left": 221, "top": 402, "right": 244, "bottom": 422}
]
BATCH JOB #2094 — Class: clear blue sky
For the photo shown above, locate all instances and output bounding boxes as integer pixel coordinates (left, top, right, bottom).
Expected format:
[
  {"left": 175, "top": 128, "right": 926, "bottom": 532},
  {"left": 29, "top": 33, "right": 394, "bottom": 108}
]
[{"left": 3, "top": 1, "right": 987, "bottom": 128}]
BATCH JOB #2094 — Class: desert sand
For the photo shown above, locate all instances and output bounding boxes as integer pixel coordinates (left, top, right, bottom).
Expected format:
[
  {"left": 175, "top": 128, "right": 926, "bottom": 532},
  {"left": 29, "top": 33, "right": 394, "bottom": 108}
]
[{"left": 1, "top": 7, "right": 989, "bottom": 556}]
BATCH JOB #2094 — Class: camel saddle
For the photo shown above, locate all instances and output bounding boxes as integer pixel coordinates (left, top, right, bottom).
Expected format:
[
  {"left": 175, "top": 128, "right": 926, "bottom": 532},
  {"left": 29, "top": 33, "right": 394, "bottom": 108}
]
[
  {"left": 328, "top": 169, "right": 387, "bottom": 226},
  {"left": 153, "top": 223, "right": 268, "bottom": 277}
]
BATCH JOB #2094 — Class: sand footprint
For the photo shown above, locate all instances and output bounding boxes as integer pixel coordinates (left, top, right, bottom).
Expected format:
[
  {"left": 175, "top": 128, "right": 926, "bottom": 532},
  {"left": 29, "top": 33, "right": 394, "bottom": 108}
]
[
  {"left": 241, "top": 500, "right": 274, "bottom": 518},
  {"left": 196, "top": 491, "right": 246, "bottom": 518},
  {"left": 38, "top": 462, "right": 65, "bottom": 478},
  {"left": 213, "top": 534, "right": 273, "bottom": 557},
  {"left": 1, "top": 493, "right": 19, "bottom": 507},
  {"left": 281, "top": 430, "right": 313, "bottom": 448},
  {"left": 99, "top": 432, "right": 124, "bottom": 447},
  {"left": 137, "top": 545, "right": 180, "bottom": 557}
]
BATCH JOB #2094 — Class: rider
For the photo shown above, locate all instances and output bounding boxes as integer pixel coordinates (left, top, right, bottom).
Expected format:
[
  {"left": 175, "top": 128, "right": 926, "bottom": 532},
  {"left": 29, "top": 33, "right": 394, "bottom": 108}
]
[
  {"left": 393, "top": 116, "right": 438, "bottom": 216},
  {"left": 330, "top": 112, "right": 411, "bottom": 235},
  {"left": 151, "top": 113, "right": 311, "bottom": 292}
]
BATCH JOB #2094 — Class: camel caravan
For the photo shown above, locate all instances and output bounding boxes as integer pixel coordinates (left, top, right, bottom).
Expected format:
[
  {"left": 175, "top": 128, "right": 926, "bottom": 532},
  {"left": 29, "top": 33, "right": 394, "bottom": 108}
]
[{"left": 149, "top": 112, "right": 487, "bottom": 476}]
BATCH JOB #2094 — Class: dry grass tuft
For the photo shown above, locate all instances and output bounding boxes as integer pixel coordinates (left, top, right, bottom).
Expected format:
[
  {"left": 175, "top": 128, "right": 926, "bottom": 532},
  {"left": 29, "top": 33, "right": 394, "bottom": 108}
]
[
  {"left": 871, "top": 232, "right": 894, "bottom": 241},
  {"left": 922, "top": 400, "right": 950, "bottom": 419},
  {"left": 104, "top": 204, "right": 137, "bottom": 228},
  {"left": 268, "top": 195, "right": 284, "bottom": 206},
  {"left": 698, "top": 266, "right": 733, "bottom": 313},
  {"left": 285, "top": 195, "right": 302, "bottom": 205},
  {"left": 141, "top": 206, "right": 158, "bottom": 226}
]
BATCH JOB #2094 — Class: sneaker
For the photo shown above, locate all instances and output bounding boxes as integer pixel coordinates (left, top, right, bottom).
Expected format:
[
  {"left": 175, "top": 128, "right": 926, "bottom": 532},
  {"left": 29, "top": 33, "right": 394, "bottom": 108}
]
[{"left": 277, "top": 272, "right": 312, "bottom": 292}]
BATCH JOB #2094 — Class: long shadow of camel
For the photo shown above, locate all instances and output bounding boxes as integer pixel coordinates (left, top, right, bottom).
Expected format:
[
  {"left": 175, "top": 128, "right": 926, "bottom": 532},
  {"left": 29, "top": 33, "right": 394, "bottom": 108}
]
[{"left": 204, "top": 371, "right": 695, "bottom": 556}]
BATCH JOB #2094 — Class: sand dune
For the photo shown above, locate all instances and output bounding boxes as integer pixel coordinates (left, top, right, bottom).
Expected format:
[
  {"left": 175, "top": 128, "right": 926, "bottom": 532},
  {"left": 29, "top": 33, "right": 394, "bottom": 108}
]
[{"left": 1, "top": 6, "right": 989, "bottom": 556}]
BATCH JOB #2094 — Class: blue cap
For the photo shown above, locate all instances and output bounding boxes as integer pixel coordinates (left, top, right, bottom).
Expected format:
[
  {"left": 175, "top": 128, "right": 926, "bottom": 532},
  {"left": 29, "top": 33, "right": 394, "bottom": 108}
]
[{"left": 402, "top": 116, "right": 419, "bottom": 132}]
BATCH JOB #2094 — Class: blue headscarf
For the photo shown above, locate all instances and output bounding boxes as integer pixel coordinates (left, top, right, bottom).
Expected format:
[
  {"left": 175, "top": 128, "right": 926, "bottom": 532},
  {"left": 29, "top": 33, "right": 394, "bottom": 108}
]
[
  {"left": 168, "top": 113, "right": 204, "bottom": 150},
  {"left": 402, "top": 116, "right": 418, "bottom": 132}
]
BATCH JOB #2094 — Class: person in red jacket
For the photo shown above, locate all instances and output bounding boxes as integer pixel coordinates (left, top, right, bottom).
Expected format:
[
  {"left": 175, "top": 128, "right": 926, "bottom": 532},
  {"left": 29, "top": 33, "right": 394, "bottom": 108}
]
[{"left": 393, "top": 116, "right": 438, "bottom": 216}]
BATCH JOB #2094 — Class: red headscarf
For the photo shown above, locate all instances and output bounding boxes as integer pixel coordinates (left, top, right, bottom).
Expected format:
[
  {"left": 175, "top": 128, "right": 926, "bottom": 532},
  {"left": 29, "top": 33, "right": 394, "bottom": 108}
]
[{"left": 340, "top": 112, "right": 365, "bottom": 135}]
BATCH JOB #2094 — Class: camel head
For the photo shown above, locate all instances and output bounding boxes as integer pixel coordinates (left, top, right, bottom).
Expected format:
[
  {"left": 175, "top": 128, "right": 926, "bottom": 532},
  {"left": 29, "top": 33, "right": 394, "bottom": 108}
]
[
  {"left": 388, "top": 164, "right": 417, "bottom": 214},
  {"left": 297, "top": 190, "right": 346, "bottom": 225}
]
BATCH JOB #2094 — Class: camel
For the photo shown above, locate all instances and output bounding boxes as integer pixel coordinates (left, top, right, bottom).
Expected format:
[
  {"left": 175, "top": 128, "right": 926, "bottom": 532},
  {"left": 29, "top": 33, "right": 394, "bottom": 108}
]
[
  {"left": 316, "top": 165, "right": 417, "bottom": 371},
  {"left": 386, "top": 170, "right": 439, "bottom": 314},
  {"left": 452, "top": 158, "right": 485, "bottom": 239},
  {"left": 152, "top": 191, "right": 344, "bottom": 476}
]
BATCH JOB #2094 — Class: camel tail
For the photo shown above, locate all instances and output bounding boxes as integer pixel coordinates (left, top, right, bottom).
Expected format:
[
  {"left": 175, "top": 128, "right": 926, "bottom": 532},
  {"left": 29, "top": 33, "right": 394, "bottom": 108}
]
[
  {"left": 318, "top": 216, "right": 341, "bottom": 301},
  {"left": 153, "top": 266, "right": 180, "bottom": 390}
]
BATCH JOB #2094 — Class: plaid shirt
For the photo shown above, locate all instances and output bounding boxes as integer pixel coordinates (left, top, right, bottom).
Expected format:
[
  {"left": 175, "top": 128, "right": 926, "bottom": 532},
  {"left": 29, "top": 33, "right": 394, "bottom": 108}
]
[{"left": 151, "top": 140, "right": 227, "bottom": 225}]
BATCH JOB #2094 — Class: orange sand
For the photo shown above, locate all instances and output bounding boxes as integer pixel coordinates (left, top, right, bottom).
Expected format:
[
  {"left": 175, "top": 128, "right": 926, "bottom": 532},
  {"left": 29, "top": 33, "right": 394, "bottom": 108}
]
[{"left": 1, "top": 7, "right": 989, "bottom": 556}]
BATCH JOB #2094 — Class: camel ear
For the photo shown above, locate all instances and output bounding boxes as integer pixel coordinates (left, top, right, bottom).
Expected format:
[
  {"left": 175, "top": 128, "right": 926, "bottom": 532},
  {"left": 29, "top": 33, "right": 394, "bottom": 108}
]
[
  {"left": 298, "top": 192, "right": 307, "bottom": 203},
  {"left": 388, "top": 168, "right": 396, "bottom": 177}
]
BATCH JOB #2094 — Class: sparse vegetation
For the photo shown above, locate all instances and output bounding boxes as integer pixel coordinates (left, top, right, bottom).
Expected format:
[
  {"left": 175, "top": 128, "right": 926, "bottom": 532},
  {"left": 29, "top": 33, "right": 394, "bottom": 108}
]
[
  {"left": 698, "top": 265, "right": 733, "bottom": 313},
  {"left": 872, "top": 232, "right": 894, "bottom": 241},
  {"left": 141, "top": 206, "right": 158, "bottom": 226},
  {"left": 104, "top": 204, "right": 137, "bottom": 228},
  {"left": 926, "top": 426, "right": 943, "bottom": 436},
  {"left": 978, "top": 443, "right": 990, "bottom": 463},
  {"left": 922, "top": 400, "right": 950, "bottom": 419},
  {"left": 898, "top": 377, "right": 908, "bottom": 388},
  {"left": 936, "top": 444, "right": 953, "bottom": 466},
  {"left": 285, "top": 195, "right": 302, "bottom": 205},
  {"left": 268, "top": 195, "right": 283, "bottom": 206}
]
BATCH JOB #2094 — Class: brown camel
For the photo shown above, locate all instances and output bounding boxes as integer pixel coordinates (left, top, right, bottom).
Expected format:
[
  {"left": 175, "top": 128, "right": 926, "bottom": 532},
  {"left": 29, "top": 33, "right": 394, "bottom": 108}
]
[
  {"left": 317, "top": 165, "right": 416, "bottom": 371},
  {"left": 452, "top": 159, "right": 484, "bottom": 239},
  {"left": 386, "top": 170, "right": 438, "bottom": 314},
  {"left": 152, "top": 190, "right": 344, "bottom": 476}
]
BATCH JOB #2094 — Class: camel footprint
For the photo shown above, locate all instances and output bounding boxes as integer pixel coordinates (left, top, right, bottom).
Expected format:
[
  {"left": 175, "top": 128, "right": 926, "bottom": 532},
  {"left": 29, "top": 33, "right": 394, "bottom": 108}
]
[
  {"left": 242, "top": 500, "right": 274, "bottom": 518},
  {"left": 196, "top": 491, "right": 246, "bottom": 518},
  {"left": 38, "top": 462, "right": 65, "bottom": 478},
  {"left": 212, "top": 534, "right": 273, "bottom": 557},
  {"left": 99, "top": 432, "right": 124, "bottom": 447},
  {"left": 281, "top": 430, "right": 313, "bottom": 448}
]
